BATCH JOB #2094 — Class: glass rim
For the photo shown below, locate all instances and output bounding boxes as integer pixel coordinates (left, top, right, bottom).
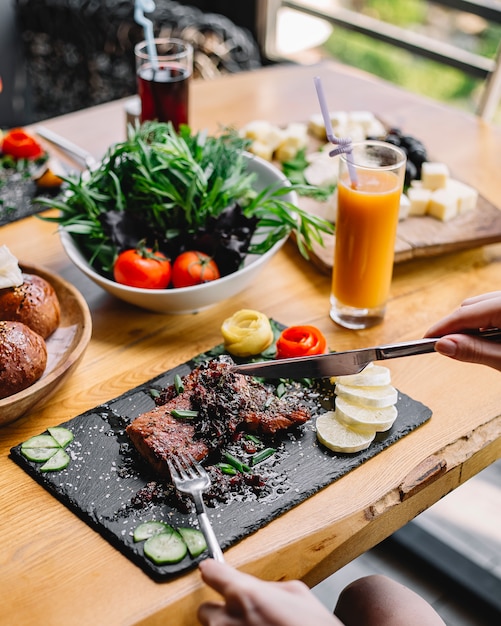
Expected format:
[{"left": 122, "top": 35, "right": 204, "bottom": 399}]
[
  {"left": 134, "top": 38, "right": 193, "bottom": 61},
  {"left": 341, "top": 139, "right": 407, "bottom": 170}
]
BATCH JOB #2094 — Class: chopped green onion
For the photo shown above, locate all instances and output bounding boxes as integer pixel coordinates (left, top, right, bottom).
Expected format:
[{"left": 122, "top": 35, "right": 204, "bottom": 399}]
[
  {"left": 223, "top": 452, "right": 250, "bottom": 473},
  {"left": 174, "top": 374, "right": 184, "bottom": 394},
  {"left": 251, "top": 447, "right": 276, "bottom": 466},
  {"left": 244, "top": 434, "right": 261, "bottom": 444},
  {"left": 170, "top": 409, "right": 198, "bottom": 419},
  {"left": 149, "top": 388, "right": 160, "bottom": 399},
  {"left": 215, "top": 463, "right": 239, "bottom": 476}
]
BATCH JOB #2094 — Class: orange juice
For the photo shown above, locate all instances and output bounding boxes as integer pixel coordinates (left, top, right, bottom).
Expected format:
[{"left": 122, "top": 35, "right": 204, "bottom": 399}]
[{"left": 333, "top": 168, "right": 402, "bottom": 309}]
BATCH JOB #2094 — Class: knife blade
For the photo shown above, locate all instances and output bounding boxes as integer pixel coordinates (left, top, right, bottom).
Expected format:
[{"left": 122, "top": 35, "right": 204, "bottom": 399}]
[
  {"left": 231, "top": 328, "right": 501, "bottom": 379},
  {"left": 35, "top": 126, "right": 97, "bottom": 169}
]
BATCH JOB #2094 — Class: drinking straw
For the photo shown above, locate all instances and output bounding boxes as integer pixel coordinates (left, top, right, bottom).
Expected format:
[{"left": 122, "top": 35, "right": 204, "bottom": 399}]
[
  {"left": 314, "top": 76, "right": 358, "bottom": 185},
  {"left": 134, "top": 0, "right": 158, "bottom": 70}
]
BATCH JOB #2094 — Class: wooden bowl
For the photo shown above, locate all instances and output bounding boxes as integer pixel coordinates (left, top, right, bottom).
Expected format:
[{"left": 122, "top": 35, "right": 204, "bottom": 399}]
[{"left": 0, "top": 264, "right": 92, "bottom": 426}]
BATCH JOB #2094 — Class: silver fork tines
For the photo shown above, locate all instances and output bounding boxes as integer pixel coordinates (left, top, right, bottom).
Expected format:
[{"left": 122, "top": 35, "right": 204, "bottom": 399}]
[{"left": 167, "top": 454, "right": 224, "bottom": 562}]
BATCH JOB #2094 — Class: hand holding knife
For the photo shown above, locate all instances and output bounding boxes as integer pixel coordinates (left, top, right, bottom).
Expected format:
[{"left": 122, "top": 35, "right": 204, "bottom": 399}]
[{"left": 231, "top": 328, "right": 501, "bottom": 379}]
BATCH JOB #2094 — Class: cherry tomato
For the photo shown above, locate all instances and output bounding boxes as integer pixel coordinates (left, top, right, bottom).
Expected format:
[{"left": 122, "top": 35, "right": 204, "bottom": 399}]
[
  {"left": 1, "top": 128, "right": 44, "bottom": 160},
  {"left": 275, "top": 325, "right": 327, "bottom": 359},
  {"left": 113, "top": 245, "right": 171, "bottom": 289},
  {"left": 171, "top": 251, "right": 220, "bottom": 288}
]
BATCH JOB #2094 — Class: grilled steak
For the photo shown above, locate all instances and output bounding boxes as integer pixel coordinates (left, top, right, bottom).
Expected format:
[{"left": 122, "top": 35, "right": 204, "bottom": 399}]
[{"left": 126, "top": 356, "right": 311, "bottom": 477}]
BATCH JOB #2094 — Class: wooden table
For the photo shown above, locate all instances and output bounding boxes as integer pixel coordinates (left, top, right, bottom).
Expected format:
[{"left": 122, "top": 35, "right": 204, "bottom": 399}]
[{"left": 1, "top": 60, "right": 501, "bottom": 626}]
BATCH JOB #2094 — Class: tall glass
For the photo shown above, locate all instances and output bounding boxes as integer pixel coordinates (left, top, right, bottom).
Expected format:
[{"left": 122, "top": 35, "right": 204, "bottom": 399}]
[
  {"left": 330, "top": 141, "right": 406, "bottom": 330},
  {"left": 135, "top": 38, "right": 193, "bottom": 129}
]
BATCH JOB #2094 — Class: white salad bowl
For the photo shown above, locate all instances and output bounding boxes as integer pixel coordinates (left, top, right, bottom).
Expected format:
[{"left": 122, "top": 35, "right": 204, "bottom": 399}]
[{"left": 60, "top": 153, "right": 296, "bottom": 314}]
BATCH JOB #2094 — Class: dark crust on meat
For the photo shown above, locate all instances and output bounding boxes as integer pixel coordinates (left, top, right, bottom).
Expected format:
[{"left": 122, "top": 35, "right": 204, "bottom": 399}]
[{"left": 126, "top": 356, "right": 311, "bottom": 477}]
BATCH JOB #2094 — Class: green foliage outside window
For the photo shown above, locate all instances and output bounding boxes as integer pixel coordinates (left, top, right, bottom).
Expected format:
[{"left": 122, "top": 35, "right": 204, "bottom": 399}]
[{"left": 319, "top": 1, "right": 500, "bottom": 122}]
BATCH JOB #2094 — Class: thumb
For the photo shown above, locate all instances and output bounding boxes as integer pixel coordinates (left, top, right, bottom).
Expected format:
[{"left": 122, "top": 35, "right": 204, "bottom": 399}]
[{"left": 435, "top": 335, "right": 501, "bottom": 372}]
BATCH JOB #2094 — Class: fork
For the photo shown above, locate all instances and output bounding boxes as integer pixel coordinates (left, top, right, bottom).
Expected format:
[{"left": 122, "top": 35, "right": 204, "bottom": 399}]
[{"left": 167, "top": 454, "right": 225, "bottom": 562}]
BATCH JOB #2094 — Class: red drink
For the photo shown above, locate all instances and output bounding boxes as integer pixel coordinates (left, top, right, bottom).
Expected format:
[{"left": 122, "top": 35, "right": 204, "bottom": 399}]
[{"left": 138, "top": 63, "right": 190, "bottom": 129}]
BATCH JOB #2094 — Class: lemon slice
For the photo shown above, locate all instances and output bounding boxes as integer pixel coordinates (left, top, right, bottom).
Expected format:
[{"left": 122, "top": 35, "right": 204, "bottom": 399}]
[
  {"left": 333, "top": 363, "right": 391, "bottom": 387},
  {"left": 335, "top": 396, "right": 398, "bottom": 432},
  {"left": 335, "top": 383, "right": 398, "bottom": 408},
  {"left": 316, "top": 411, "right": 375, "bottom": 453}
]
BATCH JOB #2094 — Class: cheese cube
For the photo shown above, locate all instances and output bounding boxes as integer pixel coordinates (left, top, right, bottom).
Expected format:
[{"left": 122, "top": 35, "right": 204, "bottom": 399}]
[
  {"left": 399, "top": 193, "right": 410, "bottom": 220},
  {"left": 407, "top": 187, "right": 432, "bottom": 216},
  {"left": 329, "top": 111, "right": 349, "bottom": 130},
  {"left": 241, "top": 120, "right": 284, "bottom": 152},
  {"left": 248, "top": 140, "right": 273, "bottom": 161},
  {"left": 308, "top": 113, "right": 328, "bottom": 140},
  {"left": 421, "top": 162, "right": 449, "bottom": 190},
  {"left": 446, "top": 179, "right": 478, "bottom": 213},
  {"left": 427, "top": 188, "right": 459, "bottom": 221},
  {"left": 347, "top": 111, "right": 378, "bottom": 135},
  {"left": 275, "top": 141, "right": 300, "bottom": 162},
  {"left": 304, "top": 157, "right": 338, "bottom": 187},
  {"left": 281, "top": 122, "right": 308, "bottom": 148}
]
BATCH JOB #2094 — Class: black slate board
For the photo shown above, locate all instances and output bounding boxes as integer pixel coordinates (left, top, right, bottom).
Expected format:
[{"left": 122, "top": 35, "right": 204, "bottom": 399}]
[
  {"left": 0, "top": 172, "right": 61, "bottom": 226},
  {"left": 10, "top": 349, "right": 432, "bottom": 581}
]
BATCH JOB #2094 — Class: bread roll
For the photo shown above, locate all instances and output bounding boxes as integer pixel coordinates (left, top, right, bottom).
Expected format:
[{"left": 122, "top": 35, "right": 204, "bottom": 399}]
[
  {"left": 0, "top": 273, "right": 60, "bottom": 339},
  {"left": 0, "top": 321, "right": 47, "bottom": 399}
]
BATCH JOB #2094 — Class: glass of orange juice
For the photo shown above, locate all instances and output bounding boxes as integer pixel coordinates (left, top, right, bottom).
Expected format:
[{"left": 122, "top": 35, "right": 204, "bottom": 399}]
[{"left": 330, "top": 140, "right": 406, "bottom": 329}]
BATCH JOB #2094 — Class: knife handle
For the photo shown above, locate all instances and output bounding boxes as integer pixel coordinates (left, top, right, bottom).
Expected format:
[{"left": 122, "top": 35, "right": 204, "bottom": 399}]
[{"left": 375, "top": 328, "right": 501, "bottom": 361}]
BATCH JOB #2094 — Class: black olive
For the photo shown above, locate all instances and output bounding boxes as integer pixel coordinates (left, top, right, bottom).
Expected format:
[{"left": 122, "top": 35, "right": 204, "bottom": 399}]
[
  {"left": 408, "top": 147, "right": 427, "bottom": 167},
  {"left": 384, "top": 133, "right": 402, "bottom": 147},
  {"left": 405, "top": 160, "right": 418, "bottom": 187}
]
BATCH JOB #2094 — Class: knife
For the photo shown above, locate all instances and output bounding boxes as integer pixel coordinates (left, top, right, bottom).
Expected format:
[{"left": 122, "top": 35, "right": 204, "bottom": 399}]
[
  {"left": 231, "top": 328, "right": 501, "bottom": 379},
  {"left": 35, "top": 126, "right": 97, "bottom": 169}
]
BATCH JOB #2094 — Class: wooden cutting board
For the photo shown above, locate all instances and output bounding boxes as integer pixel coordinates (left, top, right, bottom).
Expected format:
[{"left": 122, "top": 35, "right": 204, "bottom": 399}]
[
  {"left": 303, "top": 190, "right": 501, "bottom": 274},
  {"left": 268, "top": 118, "right": 501, "bottom": 273}
]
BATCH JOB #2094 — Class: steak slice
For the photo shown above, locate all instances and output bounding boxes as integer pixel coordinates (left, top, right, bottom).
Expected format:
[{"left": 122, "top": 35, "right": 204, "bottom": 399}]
[
  {"left": 126, "top": 356, "right": 311, "bottom": 477},
  {"left": 126, "top": 395, "right": 209, "bottom": 477}
]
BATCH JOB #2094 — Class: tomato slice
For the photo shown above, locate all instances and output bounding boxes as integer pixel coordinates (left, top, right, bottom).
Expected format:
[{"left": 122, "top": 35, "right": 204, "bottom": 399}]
[
  {"left": 1, "top": 128, "right": 44, "bottom": 160},
  {"left": 275, "top": 325, "right": 327, "bottom": 359}
]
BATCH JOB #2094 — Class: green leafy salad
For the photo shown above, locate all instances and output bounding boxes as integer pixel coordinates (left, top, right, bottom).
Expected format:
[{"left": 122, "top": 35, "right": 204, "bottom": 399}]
[{"left": 39, "top": 122, "right": 333, "bottom": 279}]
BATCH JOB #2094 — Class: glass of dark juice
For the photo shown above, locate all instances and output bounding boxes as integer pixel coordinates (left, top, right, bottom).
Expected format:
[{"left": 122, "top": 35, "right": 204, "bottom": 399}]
[{"left": 135, "top": 38, "right": 193, "bottom": 129}]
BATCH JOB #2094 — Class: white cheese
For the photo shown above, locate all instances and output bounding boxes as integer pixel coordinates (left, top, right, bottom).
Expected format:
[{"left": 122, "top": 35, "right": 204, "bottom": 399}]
[
  {"left": 427, "top": 187, "right": 459, "bottom": 221},
  {"left": 446, "top": 178, "right": 478, "bottom": 213},
  {"left": 274, "top": 122, "right": 308, "bottom": 162},
  {"left": 308, "top": 113, "right": 328, "bottom": 140},
  {"left": 407, "top": 187, "right": 432, "bottom": 216},
  {"left": 304, "top": 152, "right": 339, "bottom": 187},
  {"left": 399, "top": 193, "right": 410, "bottom": 220},
  {"left": 248, "top": 140, "right": 274, "bottom": 161},
  {"left": 421, "top": 162, "right": 449, "bottom": 190},
  {"left": 0, "top": 245, "right": 23, "bottom": 289}
]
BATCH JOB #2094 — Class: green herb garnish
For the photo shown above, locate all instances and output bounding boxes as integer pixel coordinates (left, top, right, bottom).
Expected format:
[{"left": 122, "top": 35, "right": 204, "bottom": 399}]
[{"left": 170, "top": 409, "right": 198, "bottom": 419}]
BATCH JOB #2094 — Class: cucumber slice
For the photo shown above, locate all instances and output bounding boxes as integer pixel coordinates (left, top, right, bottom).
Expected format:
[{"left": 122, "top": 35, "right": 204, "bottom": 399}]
[
  {"left": 40, "top": 449, "right": 70, "bottom": 472},
  {"left": 178, "top": 527, "right": 208, "bottom": 558},
  {"left": 21, "top": 434, "right": 59, "bottom": 449},
  {"left": 21, "top": 447, "right": 59, "bottom": 462},
  {"left": 133, "top": 521, "right": 173, "bottom": 543},
  {"left": 48, "top": 427, "right": 74, "bottom": 448},
  {"left": 143, "top": 531, "right": 188, "bottom": 565}
]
